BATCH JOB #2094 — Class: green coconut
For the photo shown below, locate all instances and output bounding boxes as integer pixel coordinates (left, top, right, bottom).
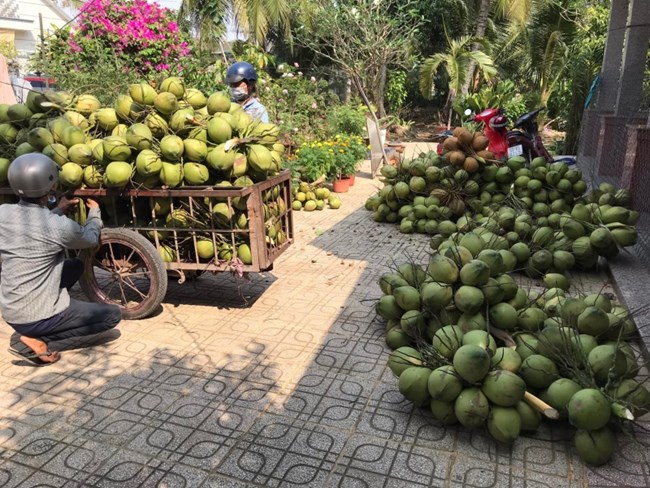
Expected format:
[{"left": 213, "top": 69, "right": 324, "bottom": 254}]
[
  {"left": 457, "top": 312, "right": 487, "bottom": 333},
  {"left": 427, "top": 254, "right": 459, "bottom": 284},
  {"left": 587, "top": 344, "right": 627, "bottom": 384},
  {"left": 453, "top": 345, "right": 491, "bottom": 383},
  {"left": 583, "top": 293, "right": 612, "bottom": 313},
  {"left": 393, "top": 285, "right": 421, "bottom": 311},
  {"left": 125, "top": 123, "right": 153, "bottom": 150},
  {"left": 379, "top": 273, "right": 409, "bottom": 295},
  {"left": 207, "top": 117, "right": 233, "bottom": 144},
  {"left": 386, "top": 327, "right": 411, "bottom": 350},
  {"left": 516, "top": 400, "right": 542, "bottom": 432},
  {"left": 454, "top": 286, "right": 485, "bottom": 315},
  {"left": 398, "top": 263, "right": 427, "bottom": 288},
  {"left": 574, "top": 427, "right": 616, "bottom": 466},
  {"left": 461, "top": 330, "right": 497, "bottom": 355},
  {"left": 482, "top": 370, "right": 526, "bottom": 407},
  {"left": 183, "top": 139, "right": 208, "bottom": 163},
  {"left": 427, "top": 365, "right": 463, "bottom": 402},
  {"left": 515, "top": 333, "right": 539, "bottom": 360},
  {"left": 459, "top": 259, "right": 491, "bottom": 286},
  {"left": 567, "top": 388, "right": 611, "bottom": 430},
  {"left": 159, "top": 135, "right": 184, "bottom": 161},
  {"left": 454, "top": 387, "right": 490, "bottom": 428},
  {"left": 519, "top": 354, "right": 558, "bottom": 389},
  {"left": 248, "top": 144, "right": 273, "bottom": 173},
  {"left": 487, "top": 303, "right": 517, "bottom": 331},
  {"left": 614, "top": 379, "right": 650, "bottom": 415},
  {"left": 59, "top": 162, "right": 84, "bottom": 188},
  {"left": 399, "top": 366, "right": 433, "bottom": 406},
  {"left": 27, "top": 127, "right": 54, "bottom": 150},
  {"left": 476, "top": 249, "right": 504, "bottom": 277},
  {"left": 543, "top": 273, "right": 570, "bottom": 291},
  {"left": 517, "top": 307, "right": 546, "bottom": 332},
  {"left": 430, "top": 400, "right": 458, "bottom": 425},
  {"left": 576, "top": 306, "right": 609, "bottom": 336},
  {"left": 206, "top": 144, "right": 236, "bottom": 171},
  {"left": 206, "top": 92, "right": 231, "bottom": 114},
  {"left": 183, "top": 163, "right": 210, "bottom": 185},
  {"left": 135, "top": 149, "right": 162, "bottom": 176},
  {"left": 102, "top": 136, "right": 131, "bottom": 162},
  {"left": 487, "top": 407, "right": 521, "bottom": 444},
  {"left": 160, "top": 161, "right": 183, "bottom": 188},
  {"left": 544, "top": 379, "right": 581, "bottom": 413},
  {"left": 82, "top": 165, "right": 103, "bottom": 188},
  {"left": 420, "top": 282, "right": 453, "bottom": 311},
  {"left": 490, "top": 347, "right": 522, "bottom": 373},
  {"left": 376, "top": 295, "right": 404, "bottom": 321},
  {"left": 432, "top": 325, "right": 464, "bottom": 360},
  {"left": 388, "top": 347, "right": 423, "bottom": 376},
  {"left": 103, "top": 161, "right": 133, "bottom": 188},
  {"left": 458, "top": 232, "right": 483, "bottom": 256},
  {"left": 0, "top": 158, "right": 9, "bottom": 182},
  {"left": 399, "top": 310, "right": 426, "bottom": 336}
]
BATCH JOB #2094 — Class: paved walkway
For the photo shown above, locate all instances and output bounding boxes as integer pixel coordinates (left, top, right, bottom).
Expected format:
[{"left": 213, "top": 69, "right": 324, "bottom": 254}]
[{"left": 0, "top": 151, "right": 649, "bottom": 487}]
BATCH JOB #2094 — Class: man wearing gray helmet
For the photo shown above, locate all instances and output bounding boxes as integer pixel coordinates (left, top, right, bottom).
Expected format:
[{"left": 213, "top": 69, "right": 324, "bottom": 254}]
[
  {"left": 226, "top": 61, "right": 269, "bottom": 123},
  {"left": 0, "top": 153, "right": 121, "bottom": 364}
]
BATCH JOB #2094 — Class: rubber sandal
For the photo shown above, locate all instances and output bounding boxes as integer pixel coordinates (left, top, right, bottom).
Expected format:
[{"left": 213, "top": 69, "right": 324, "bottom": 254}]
[{"left": 8, "top": 347, "right": 60, "bottom": 364}]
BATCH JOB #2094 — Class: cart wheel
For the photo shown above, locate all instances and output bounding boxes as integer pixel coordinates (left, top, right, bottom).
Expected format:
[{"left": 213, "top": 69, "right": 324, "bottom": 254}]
[{"left": 79, "top": 228, "right": 168, "bottom": 319}]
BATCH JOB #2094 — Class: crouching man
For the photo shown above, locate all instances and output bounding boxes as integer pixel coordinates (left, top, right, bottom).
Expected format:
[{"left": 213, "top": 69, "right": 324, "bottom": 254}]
[{"left": 0, "top": 154, "right": 121, "bottom": 364}]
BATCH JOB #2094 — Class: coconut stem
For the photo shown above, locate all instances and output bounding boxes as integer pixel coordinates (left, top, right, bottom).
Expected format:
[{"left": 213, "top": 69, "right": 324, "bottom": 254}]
[
  {"left": 523, "top": 391, "right": 560, "bottom": 419},
  {"left": 611, "top": 402, "right": 634, "bottom": 421},
  {"left": 489, "top": 327, "right": 516, "bottom": 348}
]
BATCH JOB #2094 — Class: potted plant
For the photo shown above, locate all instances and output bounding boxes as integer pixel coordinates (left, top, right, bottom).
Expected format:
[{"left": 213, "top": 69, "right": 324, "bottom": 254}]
[{"left": 328, "top": 134, "right": 367, "bottom": 189}]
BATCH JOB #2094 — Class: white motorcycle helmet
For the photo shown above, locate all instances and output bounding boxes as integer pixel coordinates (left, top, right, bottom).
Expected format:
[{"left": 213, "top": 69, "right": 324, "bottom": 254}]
[{"left": 7, "top": 153, "right": 59, "bottom": 198}]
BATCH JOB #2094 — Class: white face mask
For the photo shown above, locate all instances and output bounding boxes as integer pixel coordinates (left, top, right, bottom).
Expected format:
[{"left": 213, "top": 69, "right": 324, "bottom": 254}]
[
  {"left": 47, "top": 192, "right": 57, "bottom": 207},
  {"left": 230, "top": 87, "right": 248, "bottom": 102}
]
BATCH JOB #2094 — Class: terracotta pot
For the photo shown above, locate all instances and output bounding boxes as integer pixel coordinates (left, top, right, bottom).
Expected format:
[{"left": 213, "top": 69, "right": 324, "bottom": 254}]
[
  {"left": 347, "top": 174, "right": 356, "bottom": 186},
  {"left": 332, "top": 178, "right": 350, "bottom": 193}
]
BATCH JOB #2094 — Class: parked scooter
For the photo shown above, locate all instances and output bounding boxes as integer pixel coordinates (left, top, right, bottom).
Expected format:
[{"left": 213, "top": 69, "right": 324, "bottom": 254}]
[{"left": 472, "top": 107, "right": 574, "bottom": 164}]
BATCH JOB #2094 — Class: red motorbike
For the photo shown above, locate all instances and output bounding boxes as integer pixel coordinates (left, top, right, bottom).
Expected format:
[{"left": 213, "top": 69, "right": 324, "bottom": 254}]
[{"left": 472, "top": 107, "right": 553, "bottom": 162}]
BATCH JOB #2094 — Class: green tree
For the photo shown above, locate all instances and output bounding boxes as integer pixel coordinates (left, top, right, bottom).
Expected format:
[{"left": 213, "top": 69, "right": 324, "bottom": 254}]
[
  {"left": 179, "top": 0, "right": 292, "bottom": 49},
  {"left": 419, "top": 35, "right": 496, "bottom": 127},
  {"left": 296, "top": 0, "right": 424, "bottom": 118}
]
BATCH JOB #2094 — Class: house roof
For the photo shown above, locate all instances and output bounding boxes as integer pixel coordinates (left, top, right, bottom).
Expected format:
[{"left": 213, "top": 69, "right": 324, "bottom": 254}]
[{"left": 0, "top": 0, "right": 71, "bottom": 22}]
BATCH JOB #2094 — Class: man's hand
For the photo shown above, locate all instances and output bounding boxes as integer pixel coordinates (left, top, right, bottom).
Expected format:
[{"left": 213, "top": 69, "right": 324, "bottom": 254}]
[
  {"left": 57, "top": 195, "right": 80, "bottom": 214},
  {"left": 86, "top": 198, "right": 99, "bottom": 209}
]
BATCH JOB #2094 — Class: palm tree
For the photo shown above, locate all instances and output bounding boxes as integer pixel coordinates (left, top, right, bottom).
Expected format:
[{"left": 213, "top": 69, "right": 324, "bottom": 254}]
[
  {"left": 420, "top": 35, "right": 497, "bottom": 128},
  {"left": 179, "top": 0, "right": 292, "bottom": 51},
  {"left": 460, "top": 0, "right": 531, "bottom": 94}
]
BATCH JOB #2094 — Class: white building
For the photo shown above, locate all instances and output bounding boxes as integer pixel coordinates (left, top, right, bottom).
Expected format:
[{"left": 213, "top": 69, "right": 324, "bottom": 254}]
[{"left": 0, "top": 0, "right": 71, "bottom": 73}]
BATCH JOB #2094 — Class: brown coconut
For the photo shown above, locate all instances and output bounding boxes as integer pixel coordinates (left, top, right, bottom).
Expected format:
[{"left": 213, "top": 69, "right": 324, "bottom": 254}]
[
  {"left": 448, "top": 150, "right": 466, "bottom": 166},
  {"left": 477, "top": 150, "right": 495, "bottom": 160},
  {"left": 472, "top": 134, "right": 489, "bottom": 151},
  {"left": 443, "top": 136, "right": 460, "bottom": 152},
  {"left": 454, "top": 127, "right": 474, "bottom": 147},
  {"left": 463, "top": 156, "right": 480, "bottom": 173}
]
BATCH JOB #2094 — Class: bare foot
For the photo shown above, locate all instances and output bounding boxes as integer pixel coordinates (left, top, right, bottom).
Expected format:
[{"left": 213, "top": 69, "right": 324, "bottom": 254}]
[{"left": 19, "top": 336, "right": 60, "bottom": 363}]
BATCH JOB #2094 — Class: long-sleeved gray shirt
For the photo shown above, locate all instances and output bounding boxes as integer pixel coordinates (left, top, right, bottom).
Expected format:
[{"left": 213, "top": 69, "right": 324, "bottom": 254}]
[{"left": 0, "top": 201, "right": 102, "bottom": 324}]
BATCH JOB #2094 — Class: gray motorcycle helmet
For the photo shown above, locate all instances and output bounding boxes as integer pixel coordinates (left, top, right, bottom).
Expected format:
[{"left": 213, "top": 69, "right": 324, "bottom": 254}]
[
  {"left": 8, "top": 153, "right": 59, "bottom": 198},
  {"left": 225, "top": 62, "right": 258, "bottom": 85}
]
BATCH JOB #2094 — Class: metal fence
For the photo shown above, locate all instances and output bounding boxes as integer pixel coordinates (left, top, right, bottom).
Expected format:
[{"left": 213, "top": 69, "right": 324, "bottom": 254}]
[{"left": 575, "top": 83, "right": 650, "bottom": 264}]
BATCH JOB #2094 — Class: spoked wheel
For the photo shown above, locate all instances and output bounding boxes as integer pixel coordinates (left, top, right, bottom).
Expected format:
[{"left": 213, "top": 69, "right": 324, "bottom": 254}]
[{"left": 79, "top": 228, "right": 168, "bottom": 319}]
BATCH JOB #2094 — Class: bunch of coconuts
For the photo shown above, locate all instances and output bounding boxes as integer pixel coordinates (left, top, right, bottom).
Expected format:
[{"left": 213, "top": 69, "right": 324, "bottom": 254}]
[{"left": 377, "top": 245, "right": 648, "bottom": 466}]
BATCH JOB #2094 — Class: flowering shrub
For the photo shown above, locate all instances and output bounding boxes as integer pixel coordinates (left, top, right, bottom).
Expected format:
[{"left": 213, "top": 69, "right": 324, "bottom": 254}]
[
  {"left": 291, "top": 134, "right": 367, "bottom": 181},
  {"left": 72, "top": 0, "right": 190, "bottom": 76},
  {"left": 30, "top": 0, "right": 198, "bottom": 102}
]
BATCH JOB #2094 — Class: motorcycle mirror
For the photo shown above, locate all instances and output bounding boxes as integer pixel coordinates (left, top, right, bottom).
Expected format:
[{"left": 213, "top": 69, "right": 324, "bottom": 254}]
[{"left": 464, "top": 108, "right": 472, "bottom": 116}]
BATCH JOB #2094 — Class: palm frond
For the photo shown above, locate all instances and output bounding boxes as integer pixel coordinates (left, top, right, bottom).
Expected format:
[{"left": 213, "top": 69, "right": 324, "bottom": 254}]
[{"left": 419, "top": 54, "right": 448, "bottom": 99}]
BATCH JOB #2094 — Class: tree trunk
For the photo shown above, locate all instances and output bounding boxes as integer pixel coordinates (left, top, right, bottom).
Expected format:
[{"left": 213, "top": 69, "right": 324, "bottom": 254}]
[
  {"left": 376, "top": 65, "right": 388, "bottom": 118},
  {"left": 461, "top": 0, "right": 492, "bottom": 95}
]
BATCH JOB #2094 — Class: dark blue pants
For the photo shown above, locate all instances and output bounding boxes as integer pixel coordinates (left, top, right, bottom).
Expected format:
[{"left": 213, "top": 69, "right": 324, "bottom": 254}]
[{"left": 10, "top": 258, "right": 122, "bottom": 341}]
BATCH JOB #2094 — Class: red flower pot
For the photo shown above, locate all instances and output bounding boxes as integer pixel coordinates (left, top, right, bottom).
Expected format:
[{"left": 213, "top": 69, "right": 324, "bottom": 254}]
[
  {"left": 332, "top": 178, "right": 350, "bottom": 193},
  {"left": 347, "top": 174, "right": 356, "bottom": 186}
]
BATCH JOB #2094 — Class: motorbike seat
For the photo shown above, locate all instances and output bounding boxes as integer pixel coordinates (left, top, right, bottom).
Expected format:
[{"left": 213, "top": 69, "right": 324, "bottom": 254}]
[
  {"left": 506, "top": 129, "right": 532, "bottom": 141},
  {"left": 514, "top": 108, "right": 544, "bottom": 129}
]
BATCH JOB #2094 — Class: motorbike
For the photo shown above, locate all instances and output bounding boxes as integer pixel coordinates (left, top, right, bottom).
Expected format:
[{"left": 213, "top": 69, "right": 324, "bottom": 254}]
[{"left": 472, "top": 107, "right": 573, "bottom": 164}]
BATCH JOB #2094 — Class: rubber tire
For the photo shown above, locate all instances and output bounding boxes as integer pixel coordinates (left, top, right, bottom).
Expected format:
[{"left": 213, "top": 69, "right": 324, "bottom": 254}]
[{"left": 79, "top": 228, "right": 168, "bottom": 319}]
